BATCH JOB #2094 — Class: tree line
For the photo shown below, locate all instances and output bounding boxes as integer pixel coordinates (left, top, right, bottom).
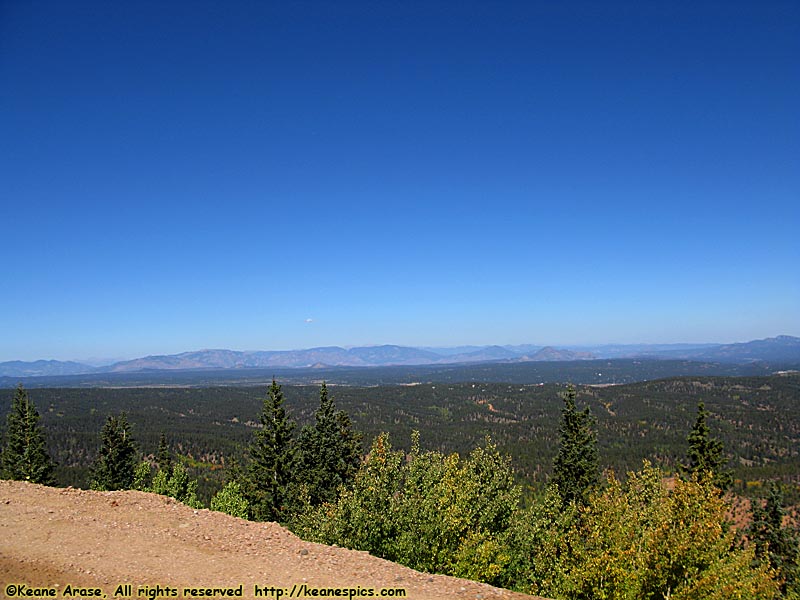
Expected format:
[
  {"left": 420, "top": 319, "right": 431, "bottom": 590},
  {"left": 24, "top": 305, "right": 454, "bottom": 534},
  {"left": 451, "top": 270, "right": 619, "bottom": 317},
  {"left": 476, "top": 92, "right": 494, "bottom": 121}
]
[
  {"left": 10, "top": 376, "right": 799, "bottom": 500},
  {"left": 2, "top": 381, "right": 799, "bottom": 599}
]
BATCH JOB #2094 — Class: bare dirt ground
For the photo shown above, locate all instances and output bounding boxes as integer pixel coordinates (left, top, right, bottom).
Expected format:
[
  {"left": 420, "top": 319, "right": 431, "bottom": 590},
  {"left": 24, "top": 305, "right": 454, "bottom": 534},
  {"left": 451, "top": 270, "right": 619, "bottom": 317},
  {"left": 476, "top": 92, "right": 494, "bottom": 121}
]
[{"left": 0, "top": 481, "right": 543, "bottom": 600}]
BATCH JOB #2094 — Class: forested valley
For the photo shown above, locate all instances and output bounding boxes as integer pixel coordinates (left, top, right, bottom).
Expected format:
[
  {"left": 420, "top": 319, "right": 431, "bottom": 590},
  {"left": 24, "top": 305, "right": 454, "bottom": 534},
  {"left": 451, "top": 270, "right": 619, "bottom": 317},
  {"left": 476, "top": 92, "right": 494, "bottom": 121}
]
[
  {"left": 2, "top": 373, "right": 799, "bottom": 598},
  {"left": 3, "top": 374, "right": 797, "bottom": 501}
]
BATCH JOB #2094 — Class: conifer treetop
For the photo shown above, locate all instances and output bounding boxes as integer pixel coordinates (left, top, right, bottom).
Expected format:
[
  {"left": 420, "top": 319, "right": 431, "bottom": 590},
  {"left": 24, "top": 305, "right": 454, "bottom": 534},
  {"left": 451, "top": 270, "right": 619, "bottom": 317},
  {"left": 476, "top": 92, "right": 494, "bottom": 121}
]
[{"left": 1, "top": 384, "right": 54, "bottom": 485}]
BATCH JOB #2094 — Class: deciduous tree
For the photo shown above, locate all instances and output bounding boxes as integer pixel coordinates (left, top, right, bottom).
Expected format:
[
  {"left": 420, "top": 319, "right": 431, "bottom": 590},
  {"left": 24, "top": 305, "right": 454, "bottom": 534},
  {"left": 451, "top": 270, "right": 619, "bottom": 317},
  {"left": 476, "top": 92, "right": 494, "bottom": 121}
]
[
  {"left": 211, "top": 480, "right": 249, "bottom": 519},
  {"left": 510, "top": 462, "right": 778, "bottom": 599},
  {"left": 152, "top": 460, "right": 202, "bottom": 508},
  {"left": 297, "top": 432, "right": 520, "bottom": 585}
]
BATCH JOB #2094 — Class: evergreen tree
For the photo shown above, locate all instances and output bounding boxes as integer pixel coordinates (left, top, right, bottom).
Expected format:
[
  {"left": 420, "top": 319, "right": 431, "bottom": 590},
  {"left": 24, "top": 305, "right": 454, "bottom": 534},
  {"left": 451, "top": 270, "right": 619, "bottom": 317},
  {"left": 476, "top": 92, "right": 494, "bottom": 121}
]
[
  {"left": 1, "top": 384, "right": 54, "bottom": 484},
  {"left": 683, "top": 401, "right": 733, "bottom": 491},
  {"left": 749, "top": 481, "right": 800, "bottom": 597},
  {"left": 156, "top": 432, "right": 171, "bottom": 473},
  {"left": 243, "top": 379, "right": 297, "bottom": 521},
  {"left": 91, "top": 413, "right": 137, "bottom": 491},
  {"left": 295, "top": 382, "right": 362, "bottom": 507},
  {"left": 552, "top": 385, "right": 598, "bottom": 506}
]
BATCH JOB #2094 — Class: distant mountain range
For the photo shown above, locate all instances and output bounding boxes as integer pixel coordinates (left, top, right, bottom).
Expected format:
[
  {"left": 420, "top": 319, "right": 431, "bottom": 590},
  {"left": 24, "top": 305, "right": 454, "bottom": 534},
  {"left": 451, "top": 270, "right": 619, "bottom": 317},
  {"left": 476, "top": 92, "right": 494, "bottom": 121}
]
[
  {"left": 0, "top": 360, "right": 98, "bottom": 377},
  {"left": 1, "top": 335, "right": 798, "bottom": 378}
]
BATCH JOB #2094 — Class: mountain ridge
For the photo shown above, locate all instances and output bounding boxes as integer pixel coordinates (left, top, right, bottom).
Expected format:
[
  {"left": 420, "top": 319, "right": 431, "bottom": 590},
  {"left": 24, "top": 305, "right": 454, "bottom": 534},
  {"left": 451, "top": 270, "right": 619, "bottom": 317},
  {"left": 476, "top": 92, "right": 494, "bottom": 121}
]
[{"left": 2, "top": 335, "right": 798, "bottom": 378}]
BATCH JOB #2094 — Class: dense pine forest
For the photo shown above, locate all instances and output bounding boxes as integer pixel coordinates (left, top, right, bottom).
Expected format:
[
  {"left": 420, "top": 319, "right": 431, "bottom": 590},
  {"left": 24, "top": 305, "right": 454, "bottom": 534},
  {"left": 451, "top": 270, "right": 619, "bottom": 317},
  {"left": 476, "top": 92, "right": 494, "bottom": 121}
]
[
  {"left": 2, "top": 373, "right": 800, "bottom": 598},
  {"left": 1, "top": 374, "right": 798, "bottom": 502}
]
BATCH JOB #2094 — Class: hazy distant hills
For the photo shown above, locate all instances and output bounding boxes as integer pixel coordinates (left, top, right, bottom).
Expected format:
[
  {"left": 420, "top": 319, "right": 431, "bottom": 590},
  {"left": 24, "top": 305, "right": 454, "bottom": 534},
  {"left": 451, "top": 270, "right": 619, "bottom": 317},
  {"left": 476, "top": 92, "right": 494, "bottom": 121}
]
[
  {"left": 442, "top": 345, "right": 521, "bottom": 363},
  {"left": 1, "top": 335, "right": 798, "bottom": 379},
  {"left": 107, "top": 345, "right": 446, "bottom": 372},
  {"left": 0, "top": 360, "right": 98, "bottom": 378},
  {"left": 685, "top": 335, "right": 800, "bottom": 363},
  {"left": 518, "top": 346, "right": 596, "bottom": 361}
]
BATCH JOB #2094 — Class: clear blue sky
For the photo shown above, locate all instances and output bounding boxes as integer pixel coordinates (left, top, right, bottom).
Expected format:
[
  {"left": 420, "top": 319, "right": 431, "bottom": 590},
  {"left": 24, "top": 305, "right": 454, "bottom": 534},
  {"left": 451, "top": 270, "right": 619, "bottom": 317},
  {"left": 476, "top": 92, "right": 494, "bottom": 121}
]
[{"left": 1, "top": 0, "right": 798, "bottom": 362}]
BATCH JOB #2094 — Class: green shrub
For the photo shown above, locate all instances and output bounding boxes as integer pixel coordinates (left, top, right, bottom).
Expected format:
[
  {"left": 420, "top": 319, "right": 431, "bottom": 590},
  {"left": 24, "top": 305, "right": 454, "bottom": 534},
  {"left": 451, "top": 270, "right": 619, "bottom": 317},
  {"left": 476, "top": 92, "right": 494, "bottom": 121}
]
[
  {"left": 509, "top": 462, "right": 778, "bottom": 600},
  {"left": 297, "top": 432, "right": 520, "bottom": 585},
  {"left": 211, "top": 481, "right": 249, "bottom": 519}
]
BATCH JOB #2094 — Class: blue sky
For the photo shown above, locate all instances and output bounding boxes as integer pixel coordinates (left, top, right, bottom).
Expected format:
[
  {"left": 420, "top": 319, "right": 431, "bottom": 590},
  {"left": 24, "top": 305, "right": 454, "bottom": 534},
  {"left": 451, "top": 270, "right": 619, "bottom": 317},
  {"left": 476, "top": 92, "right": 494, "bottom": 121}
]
[{"left": 1, "top": 0, "right": 798, "bottom": 362}]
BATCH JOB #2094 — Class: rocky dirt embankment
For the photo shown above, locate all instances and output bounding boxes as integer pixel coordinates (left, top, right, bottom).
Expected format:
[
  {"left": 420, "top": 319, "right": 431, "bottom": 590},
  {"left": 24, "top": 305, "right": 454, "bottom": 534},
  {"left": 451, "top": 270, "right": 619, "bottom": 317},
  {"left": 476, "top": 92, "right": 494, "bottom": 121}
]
[{"left": 0, "top": 481, "right": 542, "bottom": 600}]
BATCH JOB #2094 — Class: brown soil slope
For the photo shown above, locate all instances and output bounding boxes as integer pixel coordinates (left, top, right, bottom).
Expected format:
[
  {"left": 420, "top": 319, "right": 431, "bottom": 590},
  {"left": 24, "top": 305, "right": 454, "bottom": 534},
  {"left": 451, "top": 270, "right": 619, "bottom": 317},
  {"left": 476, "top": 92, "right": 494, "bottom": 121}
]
[{"left": 0, "top": 481, "right": 542, "bottom": 600}]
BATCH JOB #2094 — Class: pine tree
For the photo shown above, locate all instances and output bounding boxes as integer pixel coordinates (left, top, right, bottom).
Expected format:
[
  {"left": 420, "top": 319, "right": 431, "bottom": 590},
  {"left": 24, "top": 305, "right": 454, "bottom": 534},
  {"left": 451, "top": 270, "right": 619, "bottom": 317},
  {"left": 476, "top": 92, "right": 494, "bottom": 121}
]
[
  {"left": 156, "top": 432, "right": 171, "bottom": 473},
  {"left": 683, "top": 401, "right": 732, "bottom": 491},
  {"left": 749, "top": 481, "right": 800, "bottom": 597},
  {"left": 552, "top": 385, "right": 598, "bottom": 506},
  {"left": 243, "top": 379, "right": 297, "bottom": 521},
  {"left": 295, "top": 382, "right": 362, "bottom": 507},
  {"left": 91, "top": 413, "right": 137, "bottom": 491},
  {"left": 1, "top": 384, "right": 54, "bottom": 484}
]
